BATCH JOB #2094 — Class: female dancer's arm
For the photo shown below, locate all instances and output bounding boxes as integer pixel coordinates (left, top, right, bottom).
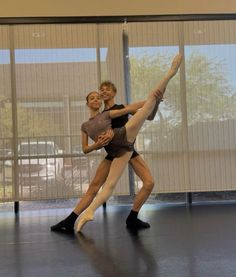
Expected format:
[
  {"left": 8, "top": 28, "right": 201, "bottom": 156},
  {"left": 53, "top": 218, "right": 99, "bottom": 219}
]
[{"left": 81, "top": 130, "right": 113, "bottom": 154}]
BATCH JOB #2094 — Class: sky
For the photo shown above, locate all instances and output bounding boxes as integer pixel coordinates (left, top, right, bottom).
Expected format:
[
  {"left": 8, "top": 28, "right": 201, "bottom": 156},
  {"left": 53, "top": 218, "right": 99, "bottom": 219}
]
[{"left": 1, "top": 44, "right": 236, "bottom": 88}]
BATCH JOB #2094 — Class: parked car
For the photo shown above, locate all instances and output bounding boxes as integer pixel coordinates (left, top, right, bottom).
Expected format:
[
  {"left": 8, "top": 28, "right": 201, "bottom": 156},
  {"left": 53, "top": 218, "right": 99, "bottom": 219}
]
[
  {"left": 5, "top": 141, "right": 64, "bottom": 184},
  {"left": 0, "top": 149, "right": 12, "bottom": 183},
  {"left": 71, "top": 145, "right": 103, "bottom": 180},
  {"left": 72, "top": 145, "right": 99, "bottom": 170},
  {"left": 0, "top": 148, "right": 12, "bottom": 158}
]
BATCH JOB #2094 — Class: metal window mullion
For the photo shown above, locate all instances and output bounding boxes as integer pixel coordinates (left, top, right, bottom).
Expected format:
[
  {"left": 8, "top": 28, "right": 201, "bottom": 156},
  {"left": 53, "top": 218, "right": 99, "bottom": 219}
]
[
  {"left": 69, "top": 139, "right": 74, "bottom": 196},
  {"left": 96, "top": 24, "right": 102, "bottom": 87},
  {"left": 178, "top": 22, "right": 192, "bottom": 198},
  {"left": 122, "top": 22, "right": 135, "bottom": 196},
  {"left": 9, "top": 25, "right": 19, "bottom": 203},
  {"left": 28, "top": 137, "right": 32, "bottom": 199}
]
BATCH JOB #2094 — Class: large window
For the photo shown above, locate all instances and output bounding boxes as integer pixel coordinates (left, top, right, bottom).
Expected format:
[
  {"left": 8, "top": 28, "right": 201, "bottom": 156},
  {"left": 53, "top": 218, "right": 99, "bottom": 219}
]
[
  {"left": 128, "top": 21, "right": 236, "bottom": 193},
  {"left": 0, "top": 23, "right": 129, "bottom": 201},
  {"left": 184, "top": 21, "right": 236, "bottom": 192},
  {"left": 1, "top": 19, "right": 236, "bottom": 202}
]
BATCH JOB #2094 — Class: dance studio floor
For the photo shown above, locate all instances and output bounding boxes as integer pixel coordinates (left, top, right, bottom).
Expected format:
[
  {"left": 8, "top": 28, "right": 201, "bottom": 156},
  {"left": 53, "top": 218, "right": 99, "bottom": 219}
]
[{"left": 1, "top": 202, "right": 236, "bottom": 277}]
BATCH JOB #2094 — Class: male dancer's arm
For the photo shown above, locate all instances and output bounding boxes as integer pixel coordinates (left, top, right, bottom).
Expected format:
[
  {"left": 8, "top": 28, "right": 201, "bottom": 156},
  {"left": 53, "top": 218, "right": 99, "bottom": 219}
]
[
  {"left": 109, "top": 101, "right": 145, "bottom": 119},
  {"left": 81, "top": 130, "right": 113, "bottom": 154},
  {"left": 147, "top": 88, "right": 165, "bottom": 120},
  {"left": 123, "top": 94, "right": 164, "bottom": 120}
]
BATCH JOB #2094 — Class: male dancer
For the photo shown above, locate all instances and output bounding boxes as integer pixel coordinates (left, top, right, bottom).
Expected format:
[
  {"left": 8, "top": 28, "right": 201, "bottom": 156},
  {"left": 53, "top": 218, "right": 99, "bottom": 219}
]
[{"left": 76, "top": 54, "right": 182, "bottom": 231}]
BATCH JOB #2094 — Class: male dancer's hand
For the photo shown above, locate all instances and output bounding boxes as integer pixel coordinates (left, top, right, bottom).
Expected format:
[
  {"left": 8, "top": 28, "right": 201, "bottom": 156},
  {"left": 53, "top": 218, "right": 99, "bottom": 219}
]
[
  {"left": 97, "top": 129, "right": 114, "bottom": 147},
  {"left": 154, "top": 89, "right": 164, "bottom": 101}
]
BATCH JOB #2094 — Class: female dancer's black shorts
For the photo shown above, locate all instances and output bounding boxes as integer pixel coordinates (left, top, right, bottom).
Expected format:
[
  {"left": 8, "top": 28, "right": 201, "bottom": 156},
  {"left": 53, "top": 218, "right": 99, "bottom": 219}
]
[{"left": 105, "top": 150, "right": 139, "bottom": 161}]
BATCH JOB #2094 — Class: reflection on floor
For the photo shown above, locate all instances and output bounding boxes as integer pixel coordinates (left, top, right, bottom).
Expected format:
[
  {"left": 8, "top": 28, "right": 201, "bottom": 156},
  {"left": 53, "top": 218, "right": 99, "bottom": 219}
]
[{"left": 1, "top": 202, "right": 236, "bottom": 277}]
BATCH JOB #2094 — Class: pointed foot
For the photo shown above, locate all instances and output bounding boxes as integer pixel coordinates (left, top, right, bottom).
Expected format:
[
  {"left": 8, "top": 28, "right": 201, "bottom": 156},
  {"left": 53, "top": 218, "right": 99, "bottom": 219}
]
[{"left": 76, "top": 210, "right": 94, "bottom": 232}]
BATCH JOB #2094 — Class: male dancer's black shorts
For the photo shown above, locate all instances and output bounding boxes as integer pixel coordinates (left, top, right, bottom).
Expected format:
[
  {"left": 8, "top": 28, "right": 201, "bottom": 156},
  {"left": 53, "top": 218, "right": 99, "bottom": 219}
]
[{"left": 105, "top": 150, "right": 139, "bottom": 161}]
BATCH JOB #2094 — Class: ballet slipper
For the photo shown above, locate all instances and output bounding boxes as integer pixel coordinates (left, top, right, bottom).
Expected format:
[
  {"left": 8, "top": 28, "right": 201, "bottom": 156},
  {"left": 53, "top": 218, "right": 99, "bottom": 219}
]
[{"left": 76, "top": 209, "right": 94, "bottom": 232}]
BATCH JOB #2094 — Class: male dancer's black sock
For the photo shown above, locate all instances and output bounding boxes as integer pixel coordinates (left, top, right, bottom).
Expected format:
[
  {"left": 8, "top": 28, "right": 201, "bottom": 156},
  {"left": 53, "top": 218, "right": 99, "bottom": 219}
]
[
  {"left": 50, "top": 212, "right": 78, "bottom": 233},
  {"left": 126, "top": 210, "right": 150, "bottom": 229}
]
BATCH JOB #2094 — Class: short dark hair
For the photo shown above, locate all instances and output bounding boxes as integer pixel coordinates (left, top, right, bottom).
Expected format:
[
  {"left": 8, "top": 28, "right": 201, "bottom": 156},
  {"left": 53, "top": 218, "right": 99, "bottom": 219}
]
[{"left": 99, "top": 80, "right": 117, "bottom": 93}]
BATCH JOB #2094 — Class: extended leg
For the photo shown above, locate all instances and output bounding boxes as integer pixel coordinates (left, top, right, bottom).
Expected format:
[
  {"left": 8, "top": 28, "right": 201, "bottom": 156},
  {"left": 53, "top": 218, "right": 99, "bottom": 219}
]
[
  {"left": 77, "top": 151, "right": 132, "bottom": 232},
  {"left": 147, "top": 87, "right": 165, "bottom": 121},
  {"left": 125, "top": 54, "right": 182, "bottom": 143},
  {"left": 50, "top": 159, "right": 111, "bottom": 232}
]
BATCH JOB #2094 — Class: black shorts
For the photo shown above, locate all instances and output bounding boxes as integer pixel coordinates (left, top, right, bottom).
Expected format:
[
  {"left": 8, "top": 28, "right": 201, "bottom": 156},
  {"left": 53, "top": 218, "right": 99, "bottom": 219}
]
[{"left": 105, "top": 150, "right": 139, "bottom": 161}]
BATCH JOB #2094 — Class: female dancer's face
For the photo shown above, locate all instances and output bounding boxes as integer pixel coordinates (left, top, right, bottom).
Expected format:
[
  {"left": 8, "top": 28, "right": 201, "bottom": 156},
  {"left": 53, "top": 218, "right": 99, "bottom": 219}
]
[
  {"left": 86, "top": 92, "right": 102, "bottom": 110},
  {"left": 99, "top": 85, "right": 116, "bottom": 101}
]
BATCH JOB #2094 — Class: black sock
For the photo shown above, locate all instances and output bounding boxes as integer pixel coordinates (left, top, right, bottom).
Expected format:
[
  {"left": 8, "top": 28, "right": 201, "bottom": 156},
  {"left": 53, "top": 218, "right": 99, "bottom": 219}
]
[
  {"left": 126, "top": 210, "right": 138, "bottom": 221},
  {"left": 51, "top": 212, "right": 78, "bottom": 232},
  {"left": 65, "top": 212, "right": 78, "bottom": 225},
  {"left": 126, "top": 210, "right": 150, "bottom": 229}
]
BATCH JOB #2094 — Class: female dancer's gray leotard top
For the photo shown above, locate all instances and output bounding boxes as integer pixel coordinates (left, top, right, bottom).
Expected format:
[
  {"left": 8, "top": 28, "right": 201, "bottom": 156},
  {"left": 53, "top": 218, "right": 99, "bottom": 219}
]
[{"left": 81, "top": 111, "right": 134, "bottom": 157}]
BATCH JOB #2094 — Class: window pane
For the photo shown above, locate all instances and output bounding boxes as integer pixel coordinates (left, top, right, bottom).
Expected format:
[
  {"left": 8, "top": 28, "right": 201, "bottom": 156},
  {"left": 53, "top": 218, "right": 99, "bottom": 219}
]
[
  {"left": 128, "top": 22, "right": 186, "bottom": 193},
  {"left": 13, "top": 24, "right": 101, "bottom": 200},
  {"left": 184, "top": 20, "right": 236, "bottom": 191}
]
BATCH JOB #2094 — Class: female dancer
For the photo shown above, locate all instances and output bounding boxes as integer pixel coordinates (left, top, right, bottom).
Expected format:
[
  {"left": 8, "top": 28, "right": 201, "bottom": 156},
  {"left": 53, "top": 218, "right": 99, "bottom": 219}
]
[{"left": 77, "top": 53, "right": 183, "bottom": 232}]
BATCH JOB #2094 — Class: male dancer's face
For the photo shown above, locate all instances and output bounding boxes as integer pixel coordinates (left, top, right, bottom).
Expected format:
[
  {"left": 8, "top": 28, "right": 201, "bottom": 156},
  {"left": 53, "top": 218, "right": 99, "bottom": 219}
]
[{"left": 99, "top": 85, "right": 116, "bottom": 102}]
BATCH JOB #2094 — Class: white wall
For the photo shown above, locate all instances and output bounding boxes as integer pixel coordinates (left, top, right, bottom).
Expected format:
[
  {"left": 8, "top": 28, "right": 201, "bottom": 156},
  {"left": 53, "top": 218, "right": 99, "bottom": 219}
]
[{"left": 1, "top": 0, "right": 236, "bottom": 18}]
